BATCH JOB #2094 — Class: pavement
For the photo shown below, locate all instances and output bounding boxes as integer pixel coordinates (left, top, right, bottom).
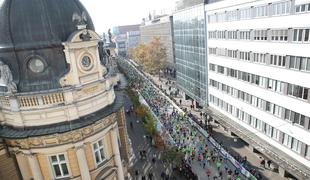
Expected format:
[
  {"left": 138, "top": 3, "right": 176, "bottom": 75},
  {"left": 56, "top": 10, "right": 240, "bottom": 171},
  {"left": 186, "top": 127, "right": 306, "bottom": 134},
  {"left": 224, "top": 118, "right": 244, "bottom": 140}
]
[{"left": 147, "top": 74, "right": 285, "bottom": 180}]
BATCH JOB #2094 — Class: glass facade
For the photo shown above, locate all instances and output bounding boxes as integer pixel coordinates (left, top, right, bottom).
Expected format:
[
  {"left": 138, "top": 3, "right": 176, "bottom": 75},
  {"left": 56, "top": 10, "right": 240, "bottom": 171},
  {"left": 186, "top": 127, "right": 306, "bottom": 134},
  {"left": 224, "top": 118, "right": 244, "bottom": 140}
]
[{"left": 173, "top": 5, "right": 207, "bottom": 105}]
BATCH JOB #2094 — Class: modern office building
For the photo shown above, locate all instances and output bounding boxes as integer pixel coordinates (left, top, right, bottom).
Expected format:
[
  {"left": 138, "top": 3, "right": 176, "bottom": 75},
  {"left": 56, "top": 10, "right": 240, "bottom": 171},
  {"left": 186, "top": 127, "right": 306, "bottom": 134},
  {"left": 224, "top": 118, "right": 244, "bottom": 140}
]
[
  {"left": 140, "top": 15, "right": 175, "bottom": 68},
  {"left": 0, "top": 0, "right": 131, "bottom": 179},
  {"left": 127, "top": 31, "right": 140, "bottom": 50},
  {"left": 206, "top": 0, "right": 310, "bottom": 178},
  {"left": 113, "top": 24, "right": 140, "bottom": 57},
  {"left": 173, "top": 4, "right": 208, "bottom": 106}
]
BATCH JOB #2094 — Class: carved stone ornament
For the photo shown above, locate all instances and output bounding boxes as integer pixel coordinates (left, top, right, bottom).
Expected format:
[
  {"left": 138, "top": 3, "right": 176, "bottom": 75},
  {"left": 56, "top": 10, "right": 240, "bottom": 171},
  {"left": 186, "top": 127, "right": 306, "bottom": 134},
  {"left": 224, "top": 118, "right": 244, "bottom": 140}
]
[{"left": 0, "top": 60, "right": 17, "bottom": 93}]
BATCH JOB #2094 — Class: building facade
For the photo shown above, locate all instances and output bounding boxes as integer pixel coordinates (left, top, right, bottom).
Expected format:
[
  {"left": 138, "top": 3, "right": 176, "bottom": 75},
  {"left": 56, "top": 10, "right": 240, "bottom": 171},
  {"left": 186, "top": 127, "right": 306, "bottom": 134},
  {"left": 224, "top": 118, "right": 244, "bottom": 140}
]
[
  {"left": 206, "top": 0, "right": 310, "bottom": 178},
  {"left": 127, "top": 31, "right": 140, "bottom": 50},
  {"left": 173, "top": 4, "right": 208, "bottom": 106},
  {"left": 113, "top": 25, "right": 140, "bottom": 57},
  {"left": 140, "top": 15, "right": 175, "bottom": 68},
  {"left": 0, "top": 1, "right": 131, "bottom": 180}
]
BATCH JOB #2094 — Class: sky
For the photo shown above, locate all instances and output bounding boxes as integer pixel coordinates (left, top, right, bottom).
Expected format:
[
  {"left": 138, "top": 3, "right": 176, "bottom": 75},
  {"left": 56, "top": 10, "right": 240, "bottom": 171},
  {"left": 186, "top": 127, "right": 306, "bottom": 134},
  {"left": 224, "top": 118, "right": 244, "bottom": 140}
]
[{"left": 81, "top": 0, "right": 177, "bottom": 35}]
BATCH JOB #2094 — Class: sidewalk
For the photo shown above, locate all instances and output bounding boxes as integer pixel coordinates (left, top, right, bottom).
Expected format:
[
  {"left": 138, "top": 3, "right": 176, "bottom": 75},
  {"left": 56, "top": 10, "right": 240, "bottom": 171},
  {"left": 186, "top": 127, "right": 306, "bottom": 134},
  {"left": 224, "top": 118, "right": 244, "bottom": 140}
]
[{"left": 148, "top": 75, "right": 284, "bottom": 180}]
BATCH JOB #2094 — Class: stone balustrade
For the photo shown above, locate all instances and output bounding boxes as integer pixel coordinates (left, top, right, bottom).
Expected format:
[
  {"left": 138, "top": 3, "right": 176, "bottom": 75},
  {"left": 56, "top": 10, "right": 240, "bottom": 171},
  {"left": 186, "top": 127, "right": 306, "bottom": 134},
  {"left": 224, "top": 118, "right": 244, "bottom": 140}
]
[{"left": 0, "top": 77, "right": 120, "bottom": 127}]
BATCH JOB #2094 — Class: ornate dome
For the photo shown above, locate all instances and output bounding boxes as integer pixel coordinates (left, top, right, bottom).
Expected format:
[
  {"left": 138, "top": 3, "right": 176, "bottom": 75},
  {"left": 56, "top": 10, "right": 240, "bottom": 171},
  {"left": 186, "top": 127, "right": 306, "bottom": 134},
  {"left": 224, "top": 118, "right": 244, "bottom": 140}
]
[{"left": 0, "top": 0, "right": 95, "bottom": 92}]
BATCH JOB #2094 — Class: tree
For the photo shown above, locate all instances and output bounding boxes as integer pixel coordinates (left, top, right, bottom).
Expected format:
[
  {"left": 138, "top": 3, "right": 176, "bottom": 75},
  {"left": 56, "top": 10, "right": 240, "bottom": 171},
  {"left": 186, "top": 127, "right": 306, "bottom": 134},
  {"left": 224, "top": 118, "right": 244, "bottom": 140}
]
[
  {"left": 132, "top": 43, "right": 148, "bottom": 67},
  {"left": 145, "top": 37, "right": 168, "bottom": 77},
  {"left": 143, "top": 112, "right": 157, "bottom": 135},
  {"left": 162, "top": 147, "right": 184, "bottom": 168},
  {"left": 135, "top": 104, "right": 148, "bottom": 119},
  {"left": 132, "top": 37, "right": 168, "bottom": 76}
]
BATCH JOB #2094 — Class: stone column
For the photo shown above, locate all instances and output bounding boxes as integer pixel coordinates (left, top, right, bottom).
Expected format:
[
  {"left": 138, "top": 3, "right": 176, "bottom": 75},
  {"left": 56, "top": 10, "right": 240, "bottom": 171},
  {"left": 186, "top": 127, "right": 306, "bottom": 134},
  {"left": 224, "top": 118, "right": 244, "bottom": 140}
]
[
  {"left": 111, "top": 128, "right": 124, "bottom": 180},
  {"left": 27, "top": 154, "right": 43, "bottom": 180},
  {"left": 15, "top": 153, "right": 31, "bottom": 180},
  {"left": 76, "top": 146, "right": 91, "bottom": 180}
]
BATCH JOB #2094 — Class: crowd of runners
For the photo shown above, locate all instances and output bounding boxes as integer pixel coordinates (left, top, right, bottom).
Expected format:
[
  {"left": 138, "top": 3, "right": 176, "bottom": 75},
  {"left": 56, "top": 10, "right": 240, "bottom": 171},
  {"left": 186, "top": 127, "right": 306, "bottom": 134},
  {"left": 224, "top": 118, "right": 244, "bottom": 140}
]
[{"left": 118, "top": 59, "right": 259, "bottom": 180}]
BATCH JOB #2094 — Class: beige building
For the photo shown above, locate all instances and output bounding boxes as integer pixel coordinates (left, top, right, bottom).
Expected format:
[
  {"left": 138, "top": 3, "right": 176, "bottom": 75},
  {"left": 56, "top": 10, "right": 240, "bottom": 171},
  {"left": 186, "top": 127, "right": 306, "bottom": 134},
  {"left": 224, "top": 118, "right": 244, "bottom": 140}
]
[
  {"left": 140, "top": 15, "right": 175, "bottom": 68},
  {"left": 0, "top": 1, "right": 130, "bottom": 180}
]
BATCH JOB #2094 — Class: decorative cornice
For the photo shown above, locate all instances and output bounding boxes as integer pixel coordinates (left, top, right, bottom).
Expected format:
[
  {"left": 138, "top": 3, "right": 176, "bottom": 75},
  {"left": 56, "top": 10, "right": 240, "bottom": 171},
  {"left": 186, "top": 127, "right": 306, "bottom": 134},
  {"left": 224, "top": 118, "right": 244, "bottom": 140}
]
[{"left": 5, "top": 113, "right": 118, "bottom": 149}]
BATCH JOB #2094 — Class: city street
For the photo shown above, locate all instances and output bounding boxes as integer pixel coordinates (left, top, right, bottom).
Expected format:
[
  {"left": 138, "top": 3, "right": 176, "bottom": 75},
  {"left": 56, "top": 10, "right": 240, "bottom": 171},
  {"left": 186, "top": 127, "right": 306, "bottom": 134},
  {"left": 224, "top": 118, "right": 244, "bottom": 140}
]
[
  {"left": 145, "top": 73, "right": 284, "bottom": 180},
  {"left": 118, "top": 59, "right": 251, "bottom": 180}
]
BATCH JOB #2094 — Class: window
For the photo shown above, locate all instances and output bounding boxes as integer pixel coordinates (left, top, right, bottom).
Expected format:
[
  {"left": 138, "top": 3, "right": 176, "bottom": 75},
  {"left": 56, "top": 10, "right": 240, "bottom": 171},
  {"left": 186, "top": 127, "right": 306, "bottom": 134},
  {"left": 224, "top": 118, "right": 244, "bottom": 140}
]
[
  {"left": 289, "top": 56, "right": 310, "bottom": 71},
  {"left": 209, "top": 64, "right": 216, "bottom": 71},
  {"left": 293, "top": 29, "right": 310, "bottom": 42},
  {"left": 271, "top": 1, "right": 291, "bottom": 16},
  {"left": 271, "top": 29, "right": 288, "bottom": 41},
  {"left": 253, "top": 5, "right": 268, "bottom": 18},
  {"left": 306, "top": 145, "right": 310, "bottom": 159},
  {"left": 217, "top": 66, "right": 225, "bottom": 74},
  {"left": 217, "top": 48, "right": 226, "bottom": 56},
  {"left": 209, "top": 31, "right": 217, "bottom": 39},
  {"left": 239, "top": 30, "right": 251, "bottom": 40},
  {"left": 284, "top": 109, "right": 306, "bottom": 126},
  {"left": 295, "top": 3, "right": 310, "bottom": 13},
  {"left": 227, "top": 31, "right": 237, "bottom": 39},
  {"left": 227, "top": 49, "right": 237, "bottom": 58},
  {"left": 227, "top": 10, "right": 238, "bottom": 21},
  {"left": 93, "top": 139, "right": 106, "bottom": 165},
  {"left": 50, "top": 154, "right": 69, "bottom": 178},
  {"left": 291, "top": 138, "right": 302, "bottom": 153},
  {"left": 254, "top": 30, "right": 267, "bottom": 41},
  {"left": 217, "top": 30, "right": 226, "bottom": 39},
  {"left": 270, "top": 55, "right": 286, "bottom": 67},
  {"left": 209, "top": 48, "right": 217, "bottom": 55},
  {"left": 240, "top": 8, "right": 251, "bottom": 20},
  {"left": 239, "top": 51, "right": 250, "bottom": 61},
  {"left": 287, "top": 84, "right": 308, "bottom": 100},
  {"left": 283, "top": 134, "right": 292, "bottom": 147},
  {"left": 253, "top": 53, "right": 266, "bottom": 64},
  {"left": 272, "top": 127, "right": 280, "bottom": 141}
]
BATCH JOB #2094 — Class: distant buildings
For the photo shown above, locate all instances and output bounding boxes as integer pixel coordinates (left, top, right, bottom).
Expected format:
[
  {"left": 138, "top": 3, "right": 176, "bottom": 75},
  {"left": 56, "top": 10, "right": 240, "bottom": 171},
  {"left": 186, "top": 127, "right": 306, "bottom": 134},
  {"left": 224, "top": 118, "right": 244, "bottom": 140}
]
[
  {"left": 127, "top": 30, "right": 140, "bottom": 50},
  {"left": 140, "top": 15, "right": 175, "bottom": 68},
  {"left": 113, "top": 24, "right": 140, "bottom": 57}
]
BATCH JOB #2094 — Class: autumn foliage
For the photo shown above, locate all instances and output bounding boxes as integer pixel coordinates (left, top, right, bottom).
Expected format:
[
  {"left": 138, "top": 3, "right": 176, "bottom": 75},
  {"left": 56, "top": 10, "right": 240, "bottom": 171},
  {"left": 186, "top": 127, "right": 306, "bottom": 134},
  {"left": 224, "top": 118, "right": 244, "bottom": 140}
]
[{"left": 130, "top": 37, "right": 168, "bottom": 75}]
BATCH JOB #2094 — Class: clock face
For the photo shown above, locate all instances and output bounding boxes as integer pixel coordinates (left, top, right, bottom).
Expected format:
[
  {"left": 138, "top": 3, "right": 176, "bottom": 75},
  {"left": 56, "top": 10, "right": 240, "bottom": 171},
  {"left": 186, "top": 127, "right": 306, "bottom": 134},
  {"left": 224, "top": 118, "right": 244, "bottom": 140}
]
[
  {"left": 82, "top": 56, "right": 91, "bottom": 68},
  {"left": 29, "top": 58, "right": 45, "bottom": 73}
]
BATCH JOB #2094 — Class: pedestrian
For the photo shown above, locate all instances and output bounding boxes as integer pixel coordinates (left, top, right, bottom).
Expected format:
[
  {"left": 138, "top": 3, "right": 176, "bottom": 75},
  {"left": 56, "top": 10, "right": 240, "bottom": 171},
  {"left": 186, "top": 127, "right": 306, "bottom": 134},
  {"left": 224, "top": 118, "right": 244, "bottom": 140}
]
[
  {"left": 206, "top": 168, "right": 211, "bottom": 179},
  {"left": 218, "top": 171, "right": 223, "bottom": 180},
  {"left": 260, "top": 159, "right": 265, "bottom": 168},
  {"left": 161, "top": 171, "right": 166, "bottom": 179},
  {"left": 227, "top": 169, "right": 232, "bottom": 176},
  {"left": 227, "top": 173, "right": 232, "bottom": 180},
  {"left": 139, "top": 151, "right": 143, "bottom": 159},
  {"left": 224, "top": 164, "right": 228, "bottom": 173},
  {"left": 130, "top": 121, "right": 133, "bottom": 129},
  {"left": 135, "top": 169, "right": 139, "bottom": 177},
  {"left": 152, "top": 157, "right": 156, "bottom": 164},
  {"left": 142, "top": 175, "right": 146, "bottom": 180},
  {"left": 216, "top": 159, "right": 222, "bottom": 171},
  {"left": 148, "top": 172, "right": 153, "bottom": 180},
  {"left": 267, "top": 160, "right": 272, "bottom": 169}
]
